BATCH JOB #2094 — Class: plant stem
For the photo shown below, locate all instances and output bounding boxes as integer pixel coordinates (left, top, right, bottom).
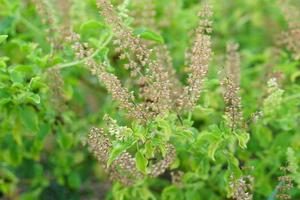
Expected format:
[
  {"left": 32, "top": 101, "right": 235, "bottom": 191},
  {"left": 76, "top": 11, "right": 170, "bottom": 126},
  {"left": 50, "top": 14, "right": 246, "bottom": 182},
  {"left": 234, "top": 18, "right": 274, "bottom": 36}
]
[{"left": 53, "top": 34, "right": 113, "bottom": 70}]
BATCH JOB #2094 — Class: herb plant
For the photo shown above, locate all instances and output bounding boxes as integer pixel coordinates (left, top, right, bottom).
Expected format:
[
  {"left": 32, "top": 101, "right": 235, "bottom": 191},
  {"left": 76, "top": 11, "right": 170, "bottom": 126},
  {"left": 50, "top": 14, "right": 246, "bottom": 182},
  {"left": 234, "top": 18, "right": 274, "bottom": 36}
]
[{"left": 0, "top": 0, "right": 300, "bottom": 199}]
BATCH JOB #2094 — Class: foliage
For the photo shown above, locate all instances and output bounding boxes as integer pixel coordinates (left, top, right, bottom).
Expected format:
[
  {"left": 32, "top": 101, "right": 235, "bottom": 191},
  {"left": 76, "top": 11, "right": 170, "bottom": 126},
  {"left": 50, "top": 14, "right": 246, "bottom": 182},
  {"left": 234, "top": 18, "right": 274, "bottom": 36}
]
[{"left": 0, "top": 0, "right": 300, "bottom": 199}]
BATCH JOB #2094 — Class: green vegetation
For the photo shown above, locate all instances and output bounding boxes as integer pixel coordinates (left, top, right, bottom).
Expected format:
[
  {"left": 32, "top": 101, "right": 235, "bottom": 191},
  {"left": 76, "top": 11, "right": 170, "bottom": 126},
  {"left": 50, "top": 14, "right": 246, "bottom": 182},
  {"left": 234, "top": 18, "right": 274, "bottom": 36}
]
[{"left": 0, "top": 0, "right": 299, "bottom": 199}]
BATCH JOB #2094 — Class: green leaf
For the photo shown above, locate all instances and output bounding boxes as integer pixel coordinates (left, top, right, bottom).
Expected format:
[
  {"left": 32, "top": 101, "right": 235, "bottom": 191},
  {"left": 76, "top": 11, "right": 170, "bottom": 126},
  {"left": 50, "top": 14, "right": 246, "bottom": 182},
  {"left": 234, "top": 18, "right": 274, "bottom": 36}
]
[
  {"left": 19, "top": 106, "right": 39, "bottom": 133},
  {"left": 135, "top": 151, "right": 148, "bottom": 174},
  {"left": 155, "top": 116, "right": 172, "bottom": 140},
  {"left": 133, "top": 122, "right": 146, "bottom": 142},
  {"left": 20, "top": 188, "right": 42, "bottom": 200},
  {"left": 13, "top": 91, "right": 40, "bottom": 105},
  {"left": 134, "top": 28, "right": 164, "bottom": 43},
  {"left": 145, "top": 141, "right": 154, "bottom": 159},
  {"left": 253, "top": 125, "right": 272, "bottom": 148},
  {"left": 7, "top": 139, "right": 23, "bottom": 165},
  {"left": 67, "top": 172, "right": 81, "bottom": 189},
  {"left": 0, "top": 97, "right": 10, "bottom": 106},
  {"left": 0, "top": 16, "right": 15, "bottom": 33},
  {"left": 10, "top": 70, "right": 24, "bottom": 83},
  {"left": 80, "top": 20, "right": 105, "bottom": 38},
  {"left": 26, "top": 93, "right": 40, "bottom": 104},
  {"left": 226, "top": 153, "right": 241, "bottom": 177},
  {"left": 0, "top": 35, "right": 8, "bottom": 44},
  {"left": 235, "top": 131, "right": 250, "bottom": 149},
  {"left": 0, "top": 56, "right": 9, "bottom": 69},
  {"left": 291, "top": 71, "right": 300, "bottom": 82},
  {"left": 208, "top": 140, "right": 221, "bottom": 161},
  {"left": 196, "top": 158, "right": 210, "bottom": 178},
  {"left": 162, "top": 185, "right": 183, "bottom": 200},
  {"left": 196, "top": 130, "right": 223, "bottom": 161},
  {"left": 57, "top": 129, "right": 73, "bottom": 149},
  {"left": 174, "top": 127, "right": 194, "bottom": 140},
  {"left": 30, "top": 76, "right": 47, "bottom": 90},
  {"left": 107, "top": 140, "right": 135, "bottom": 167},
  {"left": 12, "top": 65, "right": 33, "bottom": 73},
  {"left": 170, "top": 158, "right": 180, "bottom": 169},
  {"left": 30, "top": 123, "right": 51, "bottom": 160}
]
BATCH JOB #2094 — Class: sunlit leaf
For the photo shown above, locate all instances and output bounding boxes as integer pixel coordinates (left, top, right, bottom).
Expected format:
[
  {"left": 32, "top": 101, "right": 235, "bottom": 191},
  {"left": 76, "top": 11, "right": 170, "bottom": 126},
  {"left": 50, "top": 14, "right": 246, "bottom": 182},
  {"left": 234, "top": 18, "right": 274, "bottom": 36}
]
[{"left": 135, "top": 151, "right": 148, "bottom": 174}]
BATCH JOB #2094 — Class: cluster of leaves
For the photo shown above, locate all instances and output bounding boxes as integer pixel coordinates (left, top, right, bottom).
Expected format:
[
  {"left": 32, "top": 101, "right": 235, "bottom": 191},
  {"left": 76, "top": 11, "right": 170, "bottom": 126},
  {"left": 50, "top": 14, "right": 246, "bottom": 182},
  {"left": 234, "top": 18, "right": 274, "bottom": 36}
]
[{"left": 1, "top": 0, "right": 300, "bottom": 200}]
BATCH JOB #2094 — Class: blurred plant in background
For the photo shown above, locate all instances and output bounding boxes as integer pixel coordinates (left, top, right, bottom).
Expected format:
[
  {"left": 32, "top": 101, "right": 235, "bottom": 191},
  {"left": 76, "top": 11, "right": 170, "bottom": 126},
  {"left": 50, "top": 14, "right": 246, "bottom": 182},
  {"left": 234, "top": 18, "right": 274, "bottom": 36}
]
[{"left": 0, "top": 0, "right": 300, "bottom": 199}]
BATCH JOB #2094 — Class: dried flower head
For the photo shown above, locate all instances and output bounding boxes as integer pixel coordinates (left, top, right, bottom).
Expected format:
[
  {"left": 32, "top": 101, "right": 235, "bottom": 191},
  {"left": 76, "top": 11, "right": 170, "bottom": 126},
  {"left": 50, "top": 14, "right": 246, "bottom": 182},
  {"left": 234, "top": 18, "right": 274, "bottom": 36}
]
[
  {"left": 65, "top": 0, "right": 214, "bottom": 119},
  {"left": 221, "top": 42, "right": 243, "bottom": 131},
  {"left": 88, "top": 128, "right": 176, "bottom": 185},
  {"left": 156, "top": 45, "right": 182, "bottom": 108},
  {"left": 178, "top": 4, "right": 213, "bottom": 111},
  {"left": 56, "top": 0, "right": 71, "bottom": 24},
  {"left": 139, "top": 46, "right": 173, "bottom": 116},
  {"left": 110, "top": 151, "right": 144, "bottom": 185},
  {"left": 230, "top": 173, "right": 254, "bottom": 200},
  {"left": 99, "top": 72, "right": 145, "bottom": 120},
  {"left": 277, "top": 0, "right": 300, "bottom": 60},
  {"left": 276, "top": 166, "right": 294, "bottom": 200},
  {"left": 87, "top": 127, "right": 142, "bottom": 185},
  {"left": 66, "top": 31, "right": 149, "bottom": 122},
  {"left": 97, "top": 0, "right": 175, "bottom": 117},
  {"left": 88, "top": 128, "right": 112, "bottom": 170},
  {"left": 131, "top": 0, "right": 156, "bottom": 30},
  {"left": 32, "top": 0, "right": 66, "bottom": 52},
  {"left": 149, "top": 144, "right": 176, "bottom": 177},
  {"left": 225, "top": 42, "right": 241, "bottom": 85},
  {"left": 97, "top": 0, "right": 149, "bottom": 78},
  {"left": 171, "top": 170, "right": 184, "bottom": 187}
]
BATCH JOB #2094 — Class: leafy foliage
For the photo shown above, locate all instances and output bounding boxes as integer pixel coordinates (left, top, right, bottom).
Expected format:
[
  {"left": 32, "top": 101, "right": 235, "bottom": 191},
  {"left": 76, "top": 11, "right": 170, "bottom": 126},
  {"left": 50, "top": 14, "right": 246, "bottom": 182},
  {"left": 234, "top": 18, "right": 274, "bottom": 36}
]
[{"left": 0, "top": 0, "right": 300, "bottom": 199}]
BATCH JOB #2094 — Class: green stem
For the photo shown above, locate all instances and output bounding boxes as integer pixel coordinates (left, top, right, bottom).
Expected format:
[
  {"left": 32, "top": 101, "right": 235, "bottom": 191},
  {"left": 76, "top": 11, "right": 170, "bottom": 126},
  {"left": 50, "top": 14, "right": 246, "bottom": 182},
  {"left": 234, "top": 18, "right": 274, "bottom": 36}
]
[
  {"left": 55, "top": 48, "right": 101, "bottom": 69},
  {"left": 53, "top": 34, "right": 113, "bottom": 70}
]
